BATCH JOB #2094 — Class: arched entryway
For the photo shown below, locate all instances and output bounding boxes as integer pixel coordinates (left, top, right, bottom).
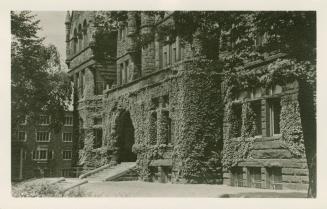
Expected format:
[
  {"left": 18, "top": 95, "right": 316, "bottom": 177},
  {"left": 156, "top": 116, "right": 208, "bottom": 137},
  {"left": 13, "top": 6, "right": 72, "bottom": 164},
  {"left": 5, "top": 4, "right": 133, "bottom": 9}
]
[{"left": 116, "top": 111, "right": 136, "bottom": 162}]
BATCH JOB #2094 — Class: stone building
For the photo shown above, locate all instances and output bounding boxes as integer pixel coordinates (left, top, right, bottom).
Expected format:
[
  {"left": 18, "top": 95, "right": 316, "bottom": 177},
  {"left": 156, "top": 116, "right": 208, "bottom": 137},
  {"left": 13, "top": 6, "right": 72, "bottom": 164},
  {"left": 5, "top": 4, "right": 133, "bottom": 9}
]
[
  {"left": 11, "top": 112, "right": 74, "bottom": 180},
  {"left": 65, "top": 11, "right": 310, "bottom": 189}
]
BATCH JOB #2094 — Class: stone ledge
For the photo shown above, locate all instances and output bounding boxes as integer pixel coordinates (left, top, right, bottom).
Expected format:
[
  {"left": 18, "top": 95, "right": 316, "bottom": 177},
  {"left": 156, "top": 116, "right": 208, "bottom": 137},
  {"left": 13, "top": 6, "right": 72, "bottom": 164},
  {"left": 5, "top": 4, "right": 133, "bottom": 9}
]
[
  {"left": 149, "top": 159, "right": 173, "bottom": 167},
  {"left": 251, "top": 149, "right": 293, "bottom": 159}
]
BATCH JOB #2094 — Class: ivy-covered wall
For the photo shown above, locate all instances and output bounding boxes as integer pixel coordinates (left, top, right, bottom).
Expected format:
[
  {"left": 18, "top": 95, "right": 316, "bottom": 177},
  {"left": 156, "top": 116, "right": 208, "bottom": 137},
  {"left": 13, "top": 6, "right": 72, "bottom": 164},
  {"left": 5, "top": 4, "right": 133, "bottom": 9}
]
[
  {"left": 221, "top": 61, "right": 309, "bottom": 190},
  {"left": 97, "top": 61, "right": 223, "bottom": 183}
]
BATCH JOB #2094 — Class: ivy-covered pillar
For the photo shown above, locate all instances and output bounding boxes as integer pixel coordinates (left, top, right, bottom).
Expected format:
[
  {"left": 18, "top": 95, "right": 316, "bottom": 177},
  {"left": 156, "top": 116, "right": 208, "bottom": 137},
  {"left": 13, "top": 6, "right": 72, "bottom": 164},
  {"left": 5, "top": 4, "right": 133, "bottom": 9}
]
[
  {"left": 157, "top": 108, "right": 169, "bottom": 145},
  {"left": 109, "top": 112, "right": 120, "bottom": 165},
  {"left": 175, "top": 68, "right": 223, "bottom": 183},
  {"left": 148, "top": 110, "right": 157, "bottom": 145}
]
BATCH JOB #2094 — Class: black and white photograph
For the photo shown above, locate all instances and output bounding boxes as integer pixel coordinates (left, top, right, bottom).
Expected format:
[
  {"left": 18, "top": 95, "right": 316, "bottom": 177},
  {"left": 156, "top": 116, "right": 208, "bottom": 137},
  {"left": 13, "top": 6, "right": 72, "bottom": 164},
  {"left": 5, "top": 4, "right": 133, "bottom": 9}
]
[{"left": 1, "top": 0, "right": 327, "bottom": 208}]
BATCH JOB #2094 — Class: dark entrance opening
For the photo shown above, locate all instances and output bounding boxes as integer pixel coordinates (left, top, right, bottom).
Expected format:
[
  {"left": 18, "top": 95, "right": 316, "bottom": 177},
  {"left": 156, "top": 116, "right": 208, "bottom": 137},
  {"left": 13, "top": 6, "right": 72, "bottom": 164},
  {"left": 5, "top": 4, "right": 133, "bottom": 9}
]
[{"left": 117, "top": 111, "right": 136, "bottom": 162}]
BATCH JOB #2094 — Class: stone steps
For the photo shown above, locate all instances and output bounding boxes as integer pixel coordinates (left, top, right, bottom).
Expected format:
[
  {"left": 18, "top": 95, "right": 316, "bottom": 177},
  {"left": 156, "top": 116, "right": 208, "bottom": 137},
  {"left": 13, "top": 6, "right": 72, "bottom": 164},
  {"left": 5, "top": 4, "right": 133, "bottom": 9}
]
[{"left": 85, "top": 162, "right": 137, "bottom": 182}]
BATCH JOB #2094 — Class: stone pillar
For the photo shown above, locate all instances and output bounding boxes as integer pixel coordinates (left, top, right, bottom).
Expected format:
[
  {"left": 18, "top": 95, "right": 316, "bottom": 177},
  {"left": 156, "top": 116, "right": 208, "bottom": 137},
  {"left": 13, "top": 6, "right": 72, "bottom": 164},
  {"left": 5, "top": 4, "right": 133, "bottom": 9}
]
[
  {"left": 84, "top": 68, "right": 95, "bottom": 97},
  {"left": 155, "top": 33, "right": 162, "bottom": 69},
  {"left": 78, "top": 71, "right": 83, "bottom": 98},
  {"left": 141, "top": 12, "right": 155, "bottom": 76}
]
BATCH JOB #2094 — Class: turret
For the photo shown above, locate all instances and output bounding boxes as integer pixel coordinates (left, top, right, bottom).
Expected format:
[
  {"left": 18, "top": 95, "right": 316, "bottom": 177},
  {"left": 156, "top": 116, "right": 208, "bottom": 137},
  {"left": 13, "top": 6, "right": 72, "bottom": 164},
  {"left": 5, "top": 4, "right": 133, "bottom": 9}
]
[{"left": 65, "top": 11, "right": 71, "bottom": 61}]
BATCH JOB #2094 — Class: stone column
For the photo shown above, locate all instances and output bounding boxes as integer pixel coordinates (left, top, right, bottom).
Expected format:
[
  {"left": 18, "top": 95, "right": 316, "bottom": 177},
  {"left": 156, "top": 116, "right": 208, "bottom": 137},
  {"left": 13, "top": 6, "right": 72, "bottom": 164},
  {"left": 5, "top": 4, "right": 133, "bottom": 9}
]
[{"left": 84, "top": 68, "right": 95, "bottom": 97}]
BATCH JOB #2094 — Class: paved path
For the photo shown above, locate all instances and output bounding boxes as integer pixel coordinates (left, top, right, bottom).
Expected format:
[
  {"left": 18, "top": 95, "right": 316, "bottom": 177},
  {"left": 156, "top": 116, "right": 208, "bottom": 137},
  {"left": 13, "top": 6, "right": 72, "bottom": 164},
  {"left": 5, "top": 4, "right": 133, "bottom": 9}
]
[
  {"left": 18, "top": 178, "right": 307, "bottom": 197},
  {"left": 79, "top": 181, "right": 307, "bottom": 197}
]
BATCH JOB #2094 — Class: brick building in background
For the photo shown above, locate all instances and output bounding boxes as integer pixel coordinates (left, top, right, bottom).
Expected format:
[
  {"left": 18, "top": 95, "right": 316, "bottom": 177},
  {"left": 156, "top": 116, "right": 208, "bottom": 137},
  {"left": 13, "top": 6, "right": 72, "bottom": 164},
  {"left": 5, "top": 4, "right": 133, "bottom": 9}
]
[
  {"left": 11, "top": 112, "right": 74, "bottom": 181},
  {"left": 65, "top": 11, "right": 312, "bottom": 190}
]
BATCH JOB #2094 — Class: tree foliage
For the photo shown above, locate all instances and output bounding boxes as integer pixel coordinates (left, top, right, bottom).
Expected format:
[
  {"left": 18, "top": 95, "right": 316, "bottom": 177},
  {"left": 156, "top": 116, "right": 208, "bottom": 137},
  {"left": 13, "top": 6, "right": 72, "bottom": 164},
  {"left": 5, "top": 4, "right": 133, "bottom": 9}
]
[{"left": 11, "top": 11, "right": 72, "bottom": 131}]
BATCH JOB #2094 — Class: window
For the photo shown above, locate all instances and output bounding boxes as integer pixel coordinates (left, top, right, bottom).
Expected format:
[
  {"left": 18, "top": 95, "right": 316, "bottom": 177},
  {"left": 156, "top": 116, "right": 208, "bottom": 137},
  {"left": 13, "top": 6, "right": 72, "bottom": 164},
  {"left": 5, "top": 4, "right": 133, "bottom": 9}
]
[
  {"left": 247, "top": 167, "right": 262, "bottom": 188},
  {"left": 64, "top": 116, "right": 73, "bottom": 126},
  {"left": 23, "top": 150, "right": 27, "bottom": 160},
  {"left": 93, "top": 129, "right": 103, "bottom": 149},
  {"left": 268, "top": 85, "right": 282, "bottom": 95},
  {"left": 231, "top": 167, "right": 243, "bottom": 187},
  {"left": 251, "top": 100, "right": 262, "bottom": 136},
  {"left": 95, "top": 81, "right": 105, "bottom": 95},
  {"left": 18, "top": 131, "right": 26, "bottom": 141},
  {"left": 61, "top": 169, "right": 71, "bottom": 177},
  {"left": 39, "top": 115, "right": 50, "bottom": 125},
  {"left": 168, "top": 117, "right": 172, "bottom": 144},
  {"left": 266, "top": 167, "right": 283, "bottom": 190},
  {"left": 172, "top": 47, "right": 177, "bottom": 64},
  {"left": 81, "top": 70, "right": 85, "bottom": 97},
  {"left": 163, "top": 51, "right": 168, "bottom": 67},
  {"left": 63, "top": 132, "right": 73, "bottom": 142},
  {"left": 36, "top": 131, "right": 50, "bottom": 142},
  {"left": 94, "top": 118, "right": 102, "bottom": 125},
  {"left": 231, "top": 103, "right": 242, "bottom": 138},
  {"left": 63, "top": 150, "right": 72, "bottom": 160},
  {"left": 163, "top": 111, "right": 172, "bottom": 145},
  {"left": 119, "top": 28, "right": 123, "bottom": 40},
  {"left": 119, "top": 63, "right": 124, "bottom": 85},
  {"left": 149, "top": 112, "right": 157, "bottom": 145},
  {"left": 19, "top": 116, "right": 27, "bottom": 125},
  {"left": 73, "top": 29, "right": 78, "bottom": 54},
  {"left": 124, "top": 60, "right": 129, "bottom": 84},
  {"left": 32, "top": 149, "right": 53, "bottom": 161},
  {"left": 267, "top": 98, "right": 281, "bottom": 136},
  {"left": 162, "top": 95, "right": 169, "bottom": 108},
  {"left": 83, "top": 19, "right": 88, "bottom": 46}
]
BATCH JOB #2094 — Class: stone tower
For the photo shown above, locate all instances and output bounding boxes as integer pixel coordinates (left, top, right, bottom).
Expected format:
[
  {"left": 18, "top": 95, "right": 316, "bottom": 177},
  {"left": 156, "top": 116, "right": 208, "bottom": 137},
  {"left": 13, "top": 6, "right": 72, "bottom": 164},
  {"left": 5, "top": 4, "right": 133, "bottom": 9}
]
[{"left": 65, "top": 11, "right": 117, "bottom": 167}]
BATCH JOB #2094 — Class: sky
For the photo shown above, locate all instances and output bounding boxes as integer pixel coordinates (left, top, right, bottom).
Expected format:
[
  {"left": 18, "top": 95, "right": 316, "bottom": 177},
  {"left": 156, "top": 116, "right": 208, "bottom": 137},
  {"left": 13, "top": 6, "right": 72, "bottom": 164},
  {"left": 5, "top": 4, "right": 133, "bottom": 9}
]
[{"left": 32, "top": 11, "right": 67, "bottom": 61}]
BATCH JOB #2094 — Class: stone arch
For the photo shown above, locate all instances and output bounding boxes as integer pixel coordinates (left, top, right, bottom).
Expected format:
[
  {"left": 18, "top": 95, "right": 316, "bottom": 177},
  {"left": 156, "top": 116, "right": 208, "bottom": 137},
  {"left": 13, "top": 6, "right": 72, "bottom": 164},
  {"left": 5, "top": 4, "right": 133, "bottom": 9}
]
[{"left": 112, "top": 109, "right": 137, "bottom": 163}]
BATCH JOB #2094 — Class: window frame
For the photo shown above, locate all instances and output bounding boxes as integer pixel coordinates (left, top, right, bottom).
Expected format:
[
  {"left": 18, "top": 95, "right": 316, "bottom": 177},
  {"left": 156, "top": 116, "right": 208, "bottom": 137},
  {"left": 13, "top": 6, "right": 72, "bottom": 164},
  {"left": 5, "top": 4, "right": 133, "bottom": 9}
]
[
  {"left": 62, "top": 132, "right": 73, "bottom": 142},
  {"left": 266, "top": 167, "right": 283, "bottom": 190},
  {"left": 250, "top": 100, "right": 262, "bottom": 137},
  {"left": 64, "top": 116, "right": 73, "bottom": 126},
  {"left": 36, "top": 131, "right": 51, "bottom": 142},
  {"left": 39, "top": 115, "right": 50, "bottom": 126},
  {"left": 62, "top": 150, "right": 72, "bottom": 160},
  {"left": 267, "top": 98, "right": 282, "bottom": 137},
  {"left": 32, "top": 148, "right": 53, "bottom": 161},
  {"left": 18, "top": 131, "right": 27, "bottom": 142}
]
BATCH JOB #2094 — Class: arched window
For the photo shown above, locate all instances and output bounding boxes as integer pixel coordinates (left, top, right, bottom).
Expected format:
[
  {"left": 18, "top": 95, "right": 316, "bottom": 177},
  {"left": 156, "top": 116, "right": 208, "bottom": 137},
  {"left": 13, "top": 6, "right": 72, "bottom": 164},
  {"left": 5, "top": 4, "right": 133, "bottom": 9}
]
[
  {"left": 78, "top": 24, "right": 83, "bottom": 51},
  {"left": 83, "top": 20, "right": 88, "bottom": 47},
  {"left": 73, "top": 28, "right": 78, "bottom": 54}
]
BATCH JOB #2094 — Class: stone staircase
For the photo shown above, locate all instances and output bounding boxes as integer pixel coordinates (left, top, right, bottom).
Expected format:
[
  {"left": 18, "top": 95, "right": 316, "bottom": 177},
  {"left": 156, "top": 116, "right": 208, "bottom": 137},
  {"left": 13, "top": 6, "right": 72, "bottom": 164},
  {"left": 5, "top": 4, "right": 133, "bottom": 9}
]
[{"left": 81, "top": 162, "right": 138, "bottom": 182}]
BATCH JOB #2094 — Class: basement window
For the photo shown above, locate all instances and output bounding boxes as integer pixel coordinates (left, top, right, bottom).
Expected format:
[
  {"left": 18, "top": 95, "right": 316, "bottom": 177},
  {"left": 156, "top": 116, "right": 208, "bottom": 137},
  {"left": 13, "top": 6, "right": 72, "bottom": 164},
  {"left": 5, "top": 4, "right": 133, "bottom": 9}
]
[
  {"left": 230, "top": 167, "right": 243, "bottom": 187},
  {"left": 247, "top": 167, "right": 262, "bottom": 188},
  {"left": 266, "top": 167, "right": 283, "bottom": 190}
]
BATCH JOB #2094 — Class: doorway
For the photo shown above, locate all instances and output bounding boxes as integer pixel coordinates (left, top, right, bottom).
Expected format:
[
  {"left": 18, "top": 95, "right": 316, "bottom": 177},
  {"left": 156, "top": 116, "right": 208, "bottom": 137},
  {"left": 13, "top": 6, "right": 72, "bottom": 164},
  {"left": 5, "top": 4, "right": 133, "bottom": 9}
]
[{"left": 117, "top": 111, "right": 136, "bottom": 162}]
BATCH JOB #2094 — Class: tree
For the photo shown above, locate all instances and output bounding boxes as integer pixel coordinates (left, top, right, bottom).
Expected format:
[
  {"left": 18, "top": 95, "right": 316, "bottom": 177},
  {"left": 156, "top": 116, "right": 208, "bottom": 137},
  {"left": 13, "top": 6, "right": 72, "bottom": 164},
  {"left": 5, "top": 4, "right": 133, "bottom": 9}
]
[{"left": 11, "top": 11, "right": 72, "bottom": 132}]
